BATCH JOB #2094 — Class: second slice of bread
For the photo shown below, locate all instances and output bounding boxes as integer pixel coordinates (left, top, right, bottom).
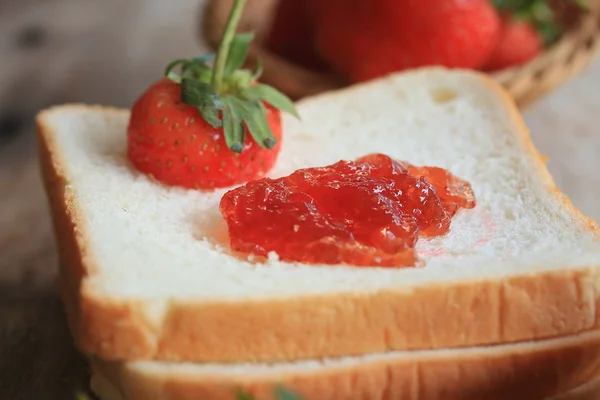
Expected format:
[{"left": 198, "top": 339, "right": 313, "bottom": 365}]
[
  {"left": 91, "top": 330, "right": 600, "bottom": 400},
  {"left": 37, "top": 68, "right": 600, "bottom": 363}
]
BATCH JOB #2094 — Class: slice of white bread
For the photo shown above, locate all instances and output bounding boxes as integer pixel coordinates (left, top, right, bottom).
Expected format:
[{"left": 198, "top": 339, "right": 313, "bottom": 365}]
[
  {"left": 37, "top": 68, "right": 600, "bottom": 363},
  {"left": 90, "top": 330, "right": 600, "bottom": 400}
]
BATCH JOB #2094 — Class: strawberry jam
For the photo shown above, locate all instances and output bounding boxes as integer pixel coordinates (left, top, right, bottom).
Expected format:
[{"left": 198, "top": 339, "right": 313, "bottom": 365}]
[{"left": 219, "top": 154, "right": 476, "bottom": 267}]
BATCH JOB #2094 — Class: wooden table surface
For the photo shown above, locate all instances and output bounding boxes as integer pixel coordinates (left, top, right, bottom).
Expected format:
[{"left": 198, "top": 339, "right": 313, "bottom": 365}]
[{"left": 0, "top": 0, "right": 599, "bottom": 398}]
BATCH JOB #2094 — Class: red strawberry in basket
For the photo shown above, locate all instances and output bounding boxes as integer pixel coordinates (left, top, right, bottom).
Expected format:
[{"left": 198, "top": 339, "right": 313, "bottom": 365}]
[
  {"left": 483, "top": 16, "right": 543, "bottom": 71},
  {"left": 312, "top": 0, "right": 501, "bottom": 83},
  {"left": 484, "top": 0, "right": 587, "bottom": 71},
  {"left": 265, "top": 0, "right": 328, "bottom": 72},
  {"left": 127, "top": 0, "right": 298, "bottom": 190}
]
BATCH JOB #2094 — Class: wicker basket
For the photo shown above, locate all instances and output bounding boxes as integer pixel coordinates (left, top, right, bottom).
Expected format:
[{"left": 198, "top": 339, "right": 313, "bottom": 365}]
[{"left": 202, "top": 0, "right": 600, "bottom": 109}]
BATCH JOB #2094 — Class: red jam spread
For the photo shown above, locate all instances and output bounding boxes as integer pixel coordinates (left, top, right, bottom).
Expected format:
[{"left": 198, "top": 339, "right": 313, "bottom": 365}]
[{"left": 219, "top": 154, "right": 476, "bottom": 267}]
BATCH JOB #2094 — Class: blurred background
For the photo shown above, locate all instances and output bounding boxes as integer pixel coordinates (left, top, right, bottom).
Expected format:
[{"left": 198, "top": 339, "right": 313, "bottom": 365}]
[
  {"left": 0, "top": 2, "right": 209, "bottom": 397},
  {"left": 0, "top": 0, "right": 205, "bottom": 290},
  {"left": 0, "top": 0, "right": 598, "bottom": 397}
]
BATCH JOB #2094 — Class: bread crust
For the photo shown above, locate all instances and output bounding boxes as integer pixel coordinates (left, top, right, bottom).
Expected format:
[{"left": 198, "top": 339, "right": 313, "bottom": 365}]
[
  {"left": 91, "top": 330, "right": 600, "bottom": 400},
  {"left": 36, "top": 69, "right": 600, "bottom": 363}
]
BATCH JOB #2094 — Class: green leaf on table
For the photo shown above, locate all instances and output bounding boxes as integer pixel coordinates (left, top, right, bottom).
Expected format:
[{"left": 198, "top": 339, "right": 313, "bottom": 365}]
[
  {"left": 236, "top": 389, "right": 256, "bottom": 400},
  {"left": 234, "top": 386, "right": 303, "bottom": 400},
  {"left": 274, "top": 386, "right": 303, "bottom": 400}
]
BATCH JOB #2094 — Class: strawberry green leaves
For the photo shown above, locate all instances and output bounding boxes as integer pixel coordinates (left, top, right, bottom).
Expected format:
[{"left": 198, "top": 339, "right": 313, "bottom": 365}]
[
  {"left": 212, "top": 0, "right": 249, "bottom": 93},
  {"left": 251, "top": 59, "right": 264, "bottom": 82},
  {"left": 180, "top": 78, "right": 223, "bottom": 129},
  {"left": 222, "top": 97, "right": 245, "bottom": 152},
  {"left": 165, "top": 55, "right": 214, "bottom": 84},
  {"left": 492, "top": 0, "right": 588, "bottom": 46},
  {"left": 181, "top": 79, "right": 222, "bottom": 109},
  {"left": 163, "top": 0, "right": 298, "bottom": 154},
  {"left": 225, "top": 32, "right": 255, "bottom": 77},
  {"left": 177, "top": 73, "right": 298, "bottom": 153},
  {"left": 221, "top": 96, "right": 277, "bottom": 152},
  {"left": 243, "top": 84, "right": 300, "bottom": 119},
  {"left": 241, "top": 99, "right": 278, "bottom": 149},
  {"left": 199, "top": 107, "right": 223, "bottom": 129},
  {"left": 493, "top": 0, "right": 587, "bottom": 11}
]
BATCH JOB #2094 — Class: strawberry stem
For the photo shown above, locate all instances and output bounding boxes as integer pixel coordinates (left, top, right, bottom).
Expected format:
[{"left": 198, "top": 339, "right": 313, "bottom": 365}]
[{"left": 212, "top": 0, "right": 248, "bottom": 94}]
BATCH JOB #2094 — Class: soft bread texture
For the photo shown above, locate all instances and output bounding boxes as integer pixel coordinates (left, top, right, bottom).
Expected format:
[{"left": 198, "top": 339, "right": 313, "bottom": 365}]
[
  {"left": 37, "top": 68, "right": 600, "bottom": 363},
  {"left": 90, "top": 330, "right": 600, "bottom": 400}
]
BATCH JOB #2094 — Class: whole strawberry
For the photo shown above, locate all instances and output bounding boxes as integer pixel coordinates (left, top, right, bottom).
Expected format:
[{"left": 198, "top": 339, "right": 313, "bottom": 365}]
[
  {"left": 313, "top": 0, "right": 501, "bottom": 83},
  {"left": 128, "top": 79, "right": 285, "bottom": 189},
  {"left": 127, "top": 0, "right": 298, "bottom": 190},
  {"left": 484, "top": 0, "right": 586, "bottom": 71},
  {"left": 483, "top": 16, "right": 543, "bottom": 71},
  {"left": 264, "top": 0, "right": 328, "bottom": 72}
]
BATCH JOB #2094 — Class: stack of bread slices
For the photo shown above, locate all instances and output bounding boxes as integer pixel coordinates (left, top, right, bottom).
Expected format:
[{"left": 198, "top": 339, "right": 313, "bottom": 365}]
[{"left": 37, "top": 68, "right": 600, "bottom": 400}]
